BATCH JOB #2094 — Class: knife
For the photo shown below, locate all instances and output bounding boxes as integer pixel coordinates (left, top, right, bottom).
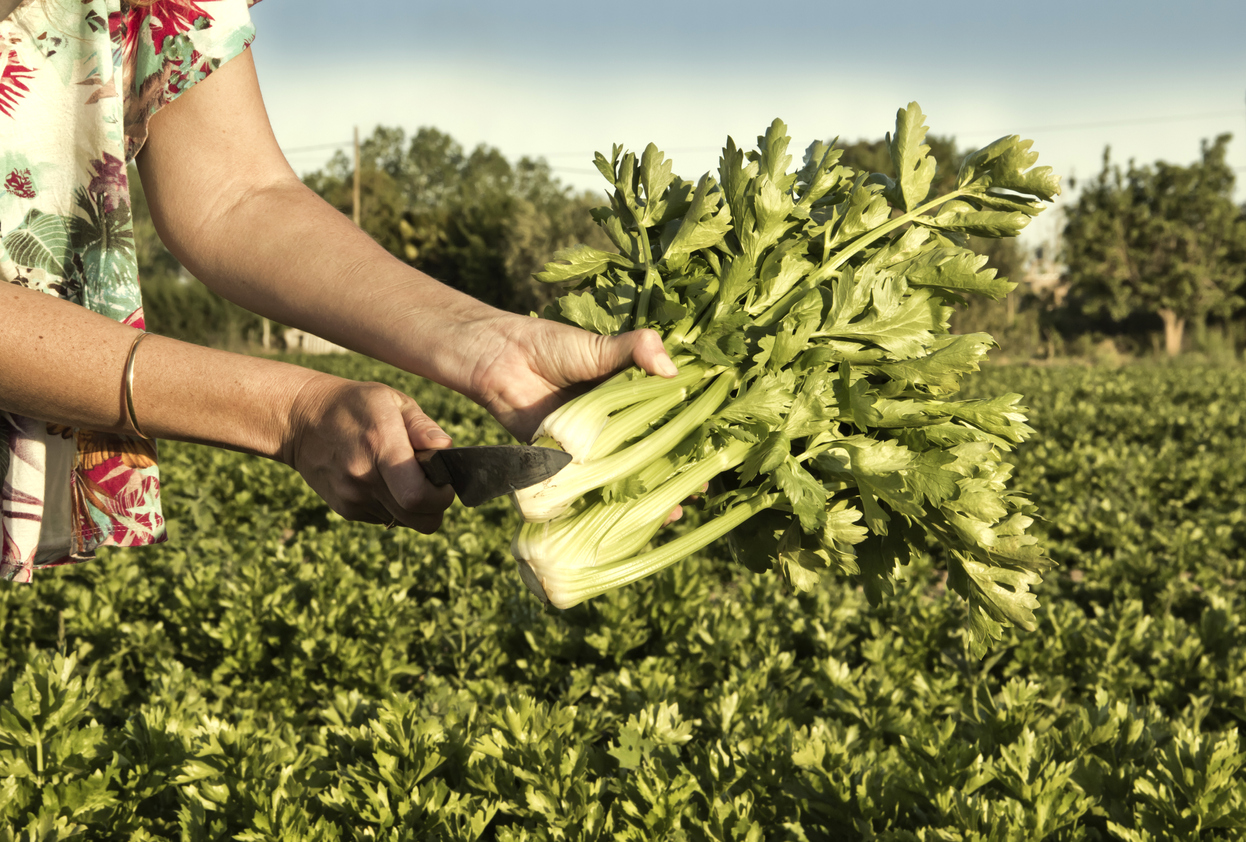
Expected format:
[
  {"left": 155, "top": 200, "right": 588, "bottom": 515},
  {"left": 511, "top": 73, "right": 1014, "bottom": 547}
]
[{"left": 415, "top": 445, "right": 572, "bottom": 507}]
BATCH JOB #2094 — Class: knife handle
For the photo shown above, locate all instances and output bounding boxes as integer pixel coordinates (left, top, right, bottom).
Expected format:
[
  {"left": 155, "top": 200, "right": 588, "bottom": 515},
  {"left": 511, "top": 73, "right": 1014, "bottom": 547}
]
[{"left": 415, "top": 450, "right": 453, "bottom": 487}]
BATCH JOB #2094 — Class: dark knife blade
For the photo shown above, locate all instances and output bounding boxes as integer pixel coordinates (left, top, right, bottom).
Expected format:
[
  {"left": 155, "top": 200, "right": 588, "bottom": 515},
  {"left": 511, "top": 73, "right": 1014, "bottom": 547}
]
[{"left": 416, "top": 445, "right": 572, "bottom": 507}]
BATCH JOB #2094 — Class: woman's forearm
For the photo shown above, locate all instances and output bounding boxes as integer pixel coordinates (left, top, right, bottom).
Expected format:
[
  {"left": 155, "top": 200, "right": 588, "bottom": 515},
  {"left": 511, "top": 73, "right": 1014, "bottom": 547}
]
[
  {"left": 134, "top": 50, "right": 508, "bottom": 402},
  {"left": 146, "top": 174, "right": 503, "bottom": 397},
  {"left": 0, "top": 283, "right": 317, "bottom": 458}
]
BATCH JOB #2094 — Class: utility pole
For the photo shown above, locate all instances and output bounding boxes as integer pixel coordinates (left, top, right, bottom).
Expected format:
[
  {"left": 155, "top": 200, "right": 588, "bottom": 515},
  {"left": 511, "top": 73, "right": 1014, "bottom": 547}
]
[{"left": 352, "top": 125, "right": 361, "bottom": 228}]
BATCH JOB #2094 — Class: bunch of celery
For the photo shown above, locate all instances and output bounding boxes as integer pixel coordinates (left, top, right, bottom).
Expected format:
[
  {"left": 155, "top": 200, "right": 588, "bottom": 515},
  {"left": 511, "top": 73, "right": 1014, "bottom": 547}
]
[{"left": 512, "top": 103, "right": 1060, "bottom": 654}]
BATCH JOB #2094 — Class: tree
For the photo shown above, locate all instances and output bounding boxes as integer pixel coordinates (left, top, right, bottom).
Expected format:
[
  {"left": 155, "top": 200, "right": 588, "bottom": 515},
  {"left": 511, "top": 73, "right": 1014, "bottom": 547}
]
[
  {"left": 303, "top": 127, "right": 611, "bottom": 314},
  {"left": 1062, "top": 135, "right": 1246, "bottom": 356}
]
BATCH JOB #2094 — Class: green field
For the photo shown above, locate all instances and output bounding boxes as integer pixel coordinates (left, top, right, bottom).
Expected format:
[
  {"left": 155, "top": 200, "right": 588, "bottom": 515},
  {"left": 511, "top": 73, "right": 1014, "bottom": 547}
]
[{"left": 2, "top": 358, "right": 1245, "bottom": 840}]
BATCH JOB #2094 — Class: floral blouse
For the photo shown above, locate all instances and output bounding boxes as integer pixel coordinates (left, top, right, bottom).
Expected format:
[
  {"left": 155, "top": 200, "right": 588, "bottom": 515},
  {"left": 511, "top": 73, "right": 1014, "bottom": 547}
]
[{"left": 0, "top": 0, "right": 259, "bottom": 581}]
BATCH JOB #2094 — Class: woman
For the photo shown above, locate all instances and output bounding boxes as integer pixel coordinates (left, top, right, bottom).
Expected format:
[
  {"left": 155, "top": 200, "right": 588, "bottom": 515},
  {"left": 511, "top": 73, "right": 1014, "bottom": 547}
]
[{"left": 0, "top": 0, "right": 675, "bottom": 581}]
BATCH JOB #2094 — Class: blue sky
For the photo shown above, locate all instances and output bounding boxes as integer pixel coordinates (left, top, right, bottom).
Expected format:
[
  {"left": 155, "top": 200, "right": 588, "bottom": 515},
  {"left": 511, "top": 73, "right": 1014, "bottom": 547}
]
[{"left": 248, "top": 0, "right": 1246, "bottom": 248}]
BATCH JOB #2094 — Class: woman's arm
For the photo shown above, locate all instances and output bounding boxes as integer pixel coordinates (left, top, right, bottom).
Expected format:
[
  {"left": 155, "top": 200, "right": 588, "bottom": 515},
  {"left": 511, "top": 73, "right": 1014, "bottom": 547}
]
[
  {"left": 0, "top": 284, "right": 455, "bottom": 532},
  {"left": 135, "top": 49, "right": 674, "bottom": 442},
  {"left": 2, "top": 283, "right": 296, "bottom": 451}
]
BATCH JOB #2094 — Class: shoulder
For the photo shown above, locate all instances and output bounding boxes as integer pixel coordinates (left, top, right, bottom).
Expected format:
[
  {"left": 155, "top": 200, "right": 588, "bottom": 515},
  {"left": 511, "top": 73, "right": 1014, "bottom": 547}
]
[{"left": 123, "top": 0, "right": 260, "bottom": 160}]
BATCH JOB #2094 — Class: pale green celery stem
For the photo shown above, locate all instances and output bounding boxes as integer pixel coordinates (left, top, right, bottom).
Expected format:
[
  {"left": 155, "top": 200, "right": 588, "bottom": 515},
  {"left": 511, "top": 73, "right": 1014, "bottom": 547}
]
[
  {"left": 755, "top": 189, "right": 968, "bottom": 327},
  {"left": 514, "top": 372, "right": 735, "bottom": 521},
  {"left": 586, "top": 377, "right": 711, "bottom": 460},
  {"left": 634, "top": 227, "right": 658, "bottom": 329},
  {"left": 623, "top": 443, "right": 694, "bottom": 498},
  {"left": 589, "top": 346, "right": 776, "bottom": 462},
  {"left": 514, "top": 501, "right": 612, "bottom": 565},
  {"left": 547, "top": 365, "right": 700, "bottom": 429},
  {"left": 536, "top": 492, "right": 781, "bottom": 608},
  {"left": 540, "top": 364, "right": 707, "bottom": 459},
  {"left": 596, "top": 437, "right": 756, "bottom": 562},
  {"left": 513, "top": 445, "right": 696, "bottom": 568}
]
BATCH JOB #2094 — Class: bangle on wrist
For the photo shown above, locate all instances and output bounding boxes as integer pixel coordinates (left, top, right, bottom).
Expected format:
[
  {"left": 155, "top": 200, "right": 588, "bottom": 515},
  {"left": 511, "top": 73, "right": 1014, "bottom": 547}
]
[{"left": 123, "top": 331, "right": 154, "bottom": 440}]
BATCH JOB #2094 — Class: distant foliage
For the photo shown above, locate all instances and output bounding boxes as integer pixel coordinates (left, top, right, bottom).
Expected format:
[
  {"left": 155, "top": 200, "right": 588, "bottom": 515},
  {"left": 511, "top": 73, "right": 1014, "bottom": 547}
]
[
  {"left": 303, "top": 126, "right": 614, "bottom": 314},
  {"left": 1, "top": 357, "right": 1245, "bottom": 838},
  {"left": 1063, "top": 134, "right": 1246, "bottom": 356}
]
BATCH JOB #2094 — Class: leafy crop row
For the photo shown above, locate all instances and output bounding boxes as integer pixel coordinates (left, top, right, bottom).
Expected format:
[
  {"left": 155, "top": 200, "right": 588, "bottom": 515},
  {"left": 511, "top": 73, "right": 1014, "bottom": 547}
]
[{"left": 1, "top": 357, "right": 1244, "bottom": 840}]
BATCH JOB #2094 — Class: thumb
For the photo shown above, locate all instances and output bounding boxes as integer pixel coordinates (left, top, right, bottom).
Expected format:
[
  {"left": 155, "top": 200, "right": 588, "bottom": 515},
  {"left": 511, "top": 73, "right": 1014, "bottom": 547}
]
[
  {"left": 401, "top": 400, "right": 453, "bottom": 451},
  {"left": 609, "top": 328, "right": 678, "bottom": 378}
]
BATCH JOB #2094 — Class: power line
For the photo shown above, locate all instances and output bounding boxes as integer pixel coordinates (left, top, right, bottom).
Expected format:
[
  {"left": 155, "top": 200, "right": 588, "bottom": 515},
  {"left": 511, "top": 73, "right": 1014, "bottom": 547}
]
[
  {"left": 540, "top": 109, "right": 1246, "bottom": 164},
  {"left": 282, "top": 140, "right": 352, "bottom": 154},
  {"left": 961, "top": 109, "right": 1244, "bottom": 138},
  {"left": 283, "top": 109, "right": 1246, "bottom": 174},
  {"left": 542, "top": 146, "right": 725, "bottom": 159}
]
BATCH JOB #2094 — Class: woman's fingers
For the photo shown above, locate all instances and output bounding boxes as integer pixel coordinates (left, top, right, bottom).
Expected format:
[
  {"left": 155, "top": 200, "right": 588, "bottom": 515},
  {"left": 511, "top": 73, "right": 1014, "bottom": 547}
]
[
  {"left": 400, "top": 397, "right": 454, "bottom": 451},
  {"left": 373, "top": 394, "right": 456, "bottom": 533},
  {"left": 474, "top": 320, "right": 685, "bottom": 442},
  {"left": 287, "top": 376, "right": 457, "bottom": 533},
  {"left": 603, "top": 328, "right": 678, "bottom": 379}
]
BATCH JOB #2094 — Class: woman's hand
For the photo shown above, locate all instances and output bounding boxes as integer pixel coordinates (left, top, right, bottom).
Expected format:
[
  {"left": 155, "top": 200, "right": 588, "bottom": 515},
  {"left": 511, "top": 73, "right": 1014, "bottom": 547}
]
[
  {"left": 463, "top": 314, "right": 695, "bottom": 524},
  {"left": 463, "top": 314, "right": 678, "bottom": 443},
  {"left": 282, "top": 374, "right": 456, "bottom": 533}
]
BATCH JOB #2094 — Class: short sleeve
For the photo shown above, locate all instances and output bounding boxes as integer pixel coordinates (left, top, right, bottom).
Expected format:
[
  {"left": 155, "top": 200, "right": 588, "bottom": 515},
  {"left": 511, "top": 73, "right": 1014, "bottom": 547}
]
[{"left": 121, "top": 0, "right": 262, "bottom": 162}]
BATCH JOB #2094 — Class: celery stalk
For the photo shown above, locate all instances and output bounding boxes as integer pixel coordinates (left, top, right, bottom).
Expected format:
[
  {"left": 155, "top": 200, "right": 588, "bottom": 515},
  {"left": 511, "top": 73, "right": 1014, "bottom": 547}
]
[
  {"left": 512, "top": 372, "right": 734, "bottom": 522},
  {"left": 518, "top": 492, "right": 780, "bottom": 609}
]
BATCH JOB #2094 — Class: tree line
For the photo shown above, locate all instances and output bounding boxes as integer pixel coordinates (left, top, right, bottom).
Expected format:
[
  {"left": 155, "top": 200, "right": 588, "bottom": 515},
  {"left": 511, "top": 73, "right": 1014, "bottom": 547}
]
[{"left": 136, "top": 125, "right": 1246, "bottom": 358}]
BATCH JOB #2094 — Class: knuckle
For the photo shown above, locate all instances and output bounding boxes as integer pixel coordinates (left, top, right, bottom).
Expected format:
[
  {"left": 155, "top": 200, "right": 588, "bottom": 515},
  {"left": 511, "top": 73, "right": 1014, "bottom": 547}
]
[
  {"left": 344, "top": 459, "right": 373, "bottom": 483},
  {"left": 353, "top": 383, "right": 395, "bottom": 416},
  {"left": 360, "top": 381, "right": 391, "bottom": 400},
  {"left": 363, "top": 426, "right": 390, "bottom": 458}
]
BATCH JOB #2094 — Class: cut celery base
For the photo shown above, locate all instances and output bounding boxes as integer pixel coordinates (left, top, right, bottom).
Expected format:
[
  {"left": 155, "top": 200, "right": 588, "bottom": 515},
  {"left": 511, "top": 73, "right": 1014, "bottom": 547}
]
[{"left": 519, "top": 492, "right": 781, "bottom": 609}]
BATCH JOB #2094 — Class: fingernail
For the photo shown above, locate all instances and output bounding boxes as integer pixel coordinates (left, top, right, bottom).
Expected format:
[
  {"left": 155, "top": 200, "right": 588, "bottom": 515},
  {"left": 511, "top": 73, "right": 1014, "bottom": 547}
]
[
  {"left": 658, "top": 357, "right": 678, "bottom": 377},
  {"left": 431, "top": 432, "right": 452, "bottom": 446}
]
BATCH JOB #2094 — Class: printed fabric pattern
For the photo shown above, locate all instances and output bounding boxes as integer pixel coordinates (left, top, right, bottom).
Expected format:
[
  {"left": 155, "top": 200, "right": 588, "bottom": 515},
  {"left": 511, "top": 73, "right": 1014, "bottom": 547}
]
[{"left": 0, "top": 0, "right": 259, "bottom": 581}]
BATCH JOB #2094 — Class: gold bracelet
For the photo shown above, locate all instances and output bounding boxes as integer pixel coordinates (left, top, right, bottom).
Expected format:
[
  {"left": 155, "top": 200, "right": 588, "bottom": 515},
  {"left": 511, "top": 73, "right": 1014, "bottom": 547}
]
[{"left": 123, "top": 331, "right": 154, "bottom": 440}]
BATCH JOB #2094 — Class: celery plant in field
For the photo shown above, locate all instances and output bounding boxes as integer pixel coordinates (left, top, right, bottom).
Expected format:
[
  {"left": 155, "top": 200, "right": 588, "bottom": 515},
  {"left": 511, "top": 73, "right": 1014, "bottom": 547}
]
[{"left": 511, "top": 103, "right": 1060, "bottom": 656}]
